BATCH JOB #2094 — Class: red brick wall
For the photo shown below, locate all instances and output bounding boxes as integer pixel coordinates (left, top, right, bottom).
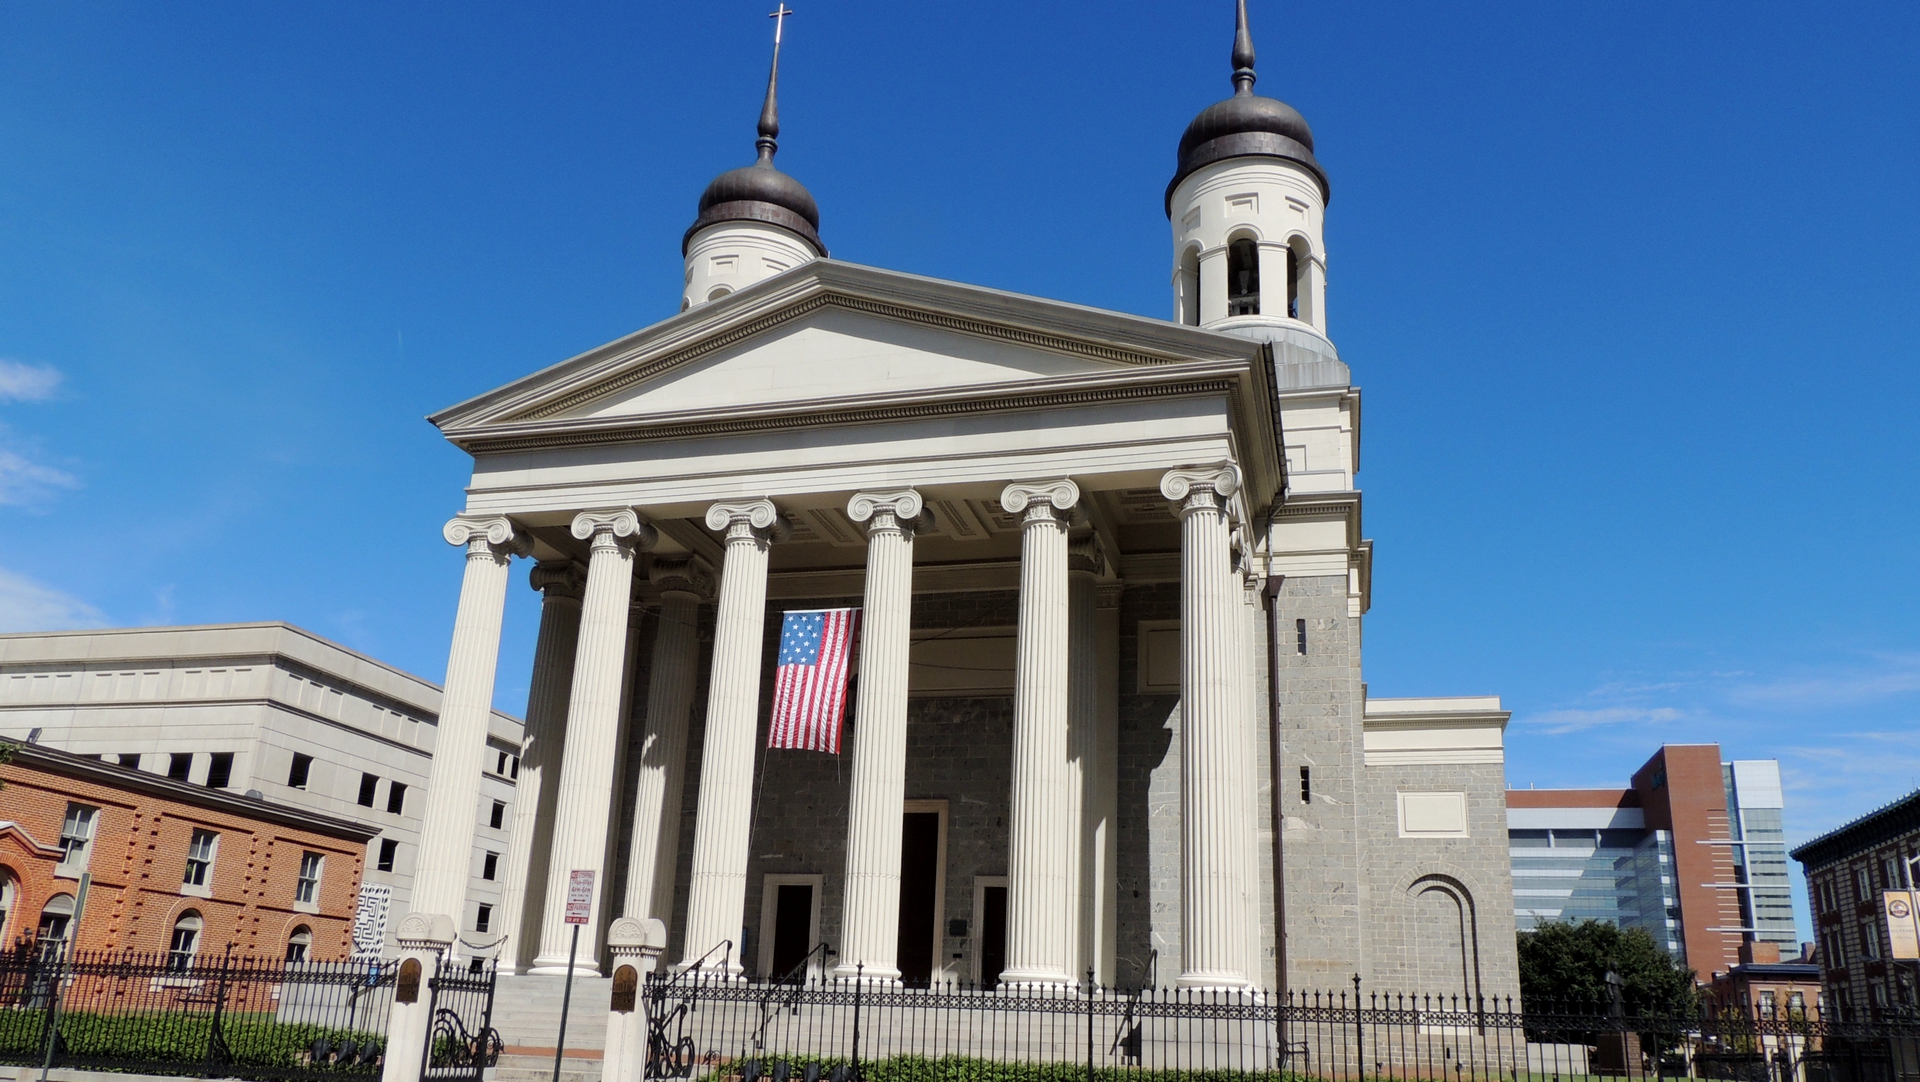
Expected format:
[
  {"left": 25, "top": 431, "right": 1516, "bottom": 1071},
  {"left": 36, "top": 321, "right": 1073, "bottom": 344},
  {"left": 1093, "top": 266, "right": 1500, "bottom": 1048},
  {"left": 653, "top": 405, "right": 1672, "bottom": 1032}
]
[
  {"left": 1634, "top": 745, "right": 1744, "bottom": 979},
  {"left": 0, "top": 756, "right": 366, "bottom": 961}
]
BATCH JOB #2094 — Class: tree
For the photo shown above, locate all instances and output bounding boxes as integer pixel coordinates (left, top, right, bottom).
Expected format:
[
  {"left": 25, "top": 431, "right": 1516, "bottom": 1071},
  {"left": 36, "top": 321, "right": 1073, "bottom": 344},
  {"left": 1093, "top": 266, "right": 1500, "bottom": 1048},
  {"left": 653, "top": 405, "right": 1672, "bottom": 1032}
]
[{"left": 1518, "top": 919, "right": 1698, "bottom": 1014}]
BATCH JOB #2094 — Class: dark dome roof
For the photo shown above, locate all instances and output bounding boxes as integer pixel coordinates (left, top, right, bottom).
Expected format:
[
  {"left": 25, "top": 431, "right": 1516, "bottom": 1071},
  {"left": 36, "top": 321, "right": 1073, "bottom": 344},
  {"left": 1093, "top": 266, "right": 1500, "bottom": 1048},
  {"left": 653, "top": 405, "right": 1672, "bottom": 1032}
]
[
  {"left": 1166, "top": 3, "right": 1329, "bottom": 213},
  {"left": 683, "top": 155, "right": 825, "bottom": 256}
]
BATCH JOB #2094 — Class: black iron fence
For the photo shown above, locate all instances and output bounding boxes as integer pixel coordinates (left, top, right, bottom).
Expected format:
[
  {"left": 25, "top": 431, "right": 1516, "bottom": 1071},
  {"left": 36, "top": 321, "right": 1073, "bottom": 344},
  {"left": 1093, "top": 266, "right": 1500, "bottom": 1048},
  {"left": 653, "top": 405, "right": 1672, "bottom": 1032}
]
[
  {"left": 0, "top": 941, "right": 398, "bottom": 1080},
  {"left": 644, "top": 972, "right": 1920, "bottom": 1082}
]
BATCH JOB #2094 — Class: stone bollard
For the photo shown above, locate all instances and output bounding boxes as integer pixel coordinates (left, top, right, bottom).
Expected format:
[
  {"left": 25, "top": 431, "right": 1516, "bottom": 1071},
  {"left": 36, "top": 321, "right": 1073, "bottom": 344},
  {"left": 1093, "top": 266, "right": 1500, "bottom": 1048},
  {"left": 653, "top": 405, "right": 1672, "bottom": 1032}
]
[
  {"left": 603, "top": 917, "right": 668, "bottom": 1082},
  {"left": 380, "top": 912, "right": 457, "bottom": 1082}
]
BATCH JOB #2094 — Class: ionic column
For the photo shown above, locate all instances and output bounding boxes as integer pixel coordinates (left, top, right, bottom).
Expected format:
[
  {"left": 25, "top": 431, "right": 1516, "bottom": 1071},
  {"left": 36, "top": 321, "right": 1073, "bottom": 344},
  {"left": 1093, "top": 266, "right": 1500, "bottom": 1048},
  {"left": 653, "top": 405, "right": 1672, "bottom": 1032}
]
[
  {"left": 531, "top": 509, "right": 656, "bottom": 974},
  {"left": 999, "top": 479, "right": 1079, "bottom": 988},
  {"left": 1234, "top": 534, "right": 1266, "bottom": 988},
  {"left": 680, "top": 499, "right": 787, "bottom": 975},
  {"left": 622, "top": 557, "right": 713, "bottom": 927},
  {"left": 1161, "top": 464, "right": 1253, "bottom": 990},
  {"left": 834, "top": 489, "right": 924, "bottom": 983},
  {"left": 1092, "top": 583, "right": 1123, "bottom": 985},
  {"left": 498, "top": 561, "right": 585, "bottom": 975},
  {"left": 1066, "top": 538, "right": 1103, "bottom": 984},
  {"left": 411, "top": 516, "right": 528, "bottom": 924}
]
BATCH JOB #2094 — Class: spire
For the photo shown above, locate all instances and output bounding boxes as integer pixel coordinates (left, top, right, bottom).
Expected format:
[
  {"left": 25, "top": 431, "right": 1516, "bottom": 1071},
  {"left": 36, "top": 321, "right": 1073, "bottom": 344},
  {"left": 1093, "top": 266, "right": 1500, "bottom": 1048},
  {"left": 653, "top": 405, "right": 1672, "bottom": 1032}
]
[
  {"left": 756, "top": 5, "right": 792, "bottom": 163},
  {"left": 1231, "top": 0, "right": 1257, "bottom": 96}
]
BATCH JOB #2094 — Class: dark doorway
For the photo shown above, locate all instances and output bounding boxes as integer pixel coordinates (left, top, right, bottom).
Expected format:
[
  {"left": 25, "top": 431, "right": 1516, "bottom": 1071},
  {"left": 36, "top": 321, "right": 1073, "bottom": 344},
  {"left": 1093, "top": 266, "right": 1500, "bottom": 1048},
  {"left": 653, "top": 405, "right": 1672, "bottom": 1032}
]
[
  {"left": 895, "top": 811, "right": 940, "bottom": 986},
  {"left": 769, "top": 883, "right": 814, "bottom": 982},
  {"left": 978, "top": 884, "right": 1007, "bottom": 987}
]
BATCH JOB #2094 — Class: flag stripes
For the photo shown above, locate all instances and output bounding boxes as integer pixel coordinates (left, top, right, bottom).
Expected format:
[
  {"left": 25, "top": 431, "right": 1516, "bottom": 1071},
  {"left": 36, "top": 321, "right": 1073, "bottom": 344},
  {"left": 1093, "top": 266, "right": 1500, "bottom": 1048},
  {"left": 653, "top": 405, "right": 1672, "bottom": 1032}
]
[{"left": 768, "top": 607, "right": 860, "bottom": 754}]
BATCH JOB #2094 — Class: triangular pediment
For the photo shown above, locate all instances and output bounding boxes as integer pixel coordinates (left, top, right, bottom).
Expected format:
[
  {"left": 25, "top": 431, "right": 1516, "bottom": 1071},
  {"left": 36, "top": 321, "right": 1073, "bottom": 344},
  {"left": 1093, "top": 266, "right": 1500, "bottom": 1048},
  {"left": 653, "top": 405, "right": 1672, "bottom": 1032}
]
[{"left": 431, "top": 260, "right": 1269, "bottom": 446}]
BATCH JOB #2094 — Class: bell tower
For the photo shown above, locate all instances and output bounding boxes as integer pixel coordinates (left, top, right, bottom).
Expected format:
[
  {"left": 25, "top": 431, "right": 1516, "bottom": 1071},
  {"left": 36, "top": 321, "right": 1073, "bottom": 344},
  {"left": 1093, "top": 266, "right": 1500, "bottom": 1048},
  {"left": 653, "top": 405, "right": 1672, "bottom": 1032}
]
[{"left": 1166, "top": 0, "right": 1329, "bottom": 341}]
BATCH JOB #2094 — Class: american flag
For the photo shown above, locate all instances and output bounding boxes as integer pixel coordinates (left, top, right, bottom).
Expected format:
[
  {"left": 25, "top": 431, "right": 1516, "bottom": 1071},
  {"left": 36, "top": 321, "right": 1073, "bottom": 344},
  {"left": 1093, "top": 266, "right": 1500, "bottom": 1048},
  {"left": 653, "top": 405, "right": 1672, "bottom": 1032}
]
[{"left": 768, "top": 608, "right": 861, "bottom": 754}]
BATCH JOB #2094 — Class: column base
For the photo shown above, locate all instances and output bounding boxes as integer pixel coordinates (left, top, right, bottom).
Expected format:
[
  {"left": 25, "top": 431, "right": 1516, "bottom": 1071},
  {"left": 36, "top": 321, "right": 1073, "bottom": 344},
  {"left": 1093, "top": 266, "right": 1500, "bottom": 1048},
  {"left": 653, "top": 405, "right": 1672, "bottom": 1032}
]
[
  {"left": 1174, "top": 970, "right": 1256, "bottom": 993},
  {"left": 528, "top": 960, "right": 604, "bottom": 977},
  {"left": 829, "top": 963, "right": 902, "bottom": 986},
  {"left": 996, "top": 966, "right": 1074, "bottom": 990}
]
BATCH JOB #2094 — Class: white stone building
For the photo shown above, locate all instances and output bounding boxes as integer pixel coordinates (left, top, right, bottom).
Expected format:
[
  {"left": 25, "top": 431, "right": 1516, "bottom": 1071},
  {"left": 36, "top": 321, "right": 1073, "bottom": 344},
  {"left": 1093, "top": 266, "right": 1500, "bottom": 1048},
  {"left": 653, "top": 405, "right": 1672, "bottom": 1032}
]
[
  {"left": 405, "top": 2, "right": 1521, "bottom": 998},
  {"left": 0, "top": 622, "right": 524, "bottom": 959}
]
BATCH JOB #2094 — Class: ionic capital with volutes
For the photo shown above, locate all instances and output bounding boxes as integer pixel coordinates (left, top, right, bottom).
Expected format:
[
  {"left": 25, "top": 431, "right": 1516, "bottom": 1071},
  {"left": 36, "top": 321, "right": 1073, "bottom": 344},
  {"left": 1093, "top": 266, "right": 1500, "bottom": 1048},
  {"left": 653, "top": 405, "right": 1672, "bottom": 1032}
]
[
  {"left": 571, "top": 509, "right": 659, "bottom": 554},
  {"left": 1067, "top": 535, "right": 1107, "bottom": 578},
  {"left": 648, "top": 556, "right": 716, "bottom": 602},
  {"left": 529, "top": 559, "right": 587, "bottom": 602},
  {"left": 704, "top": 499, "right": 791, "bottom": 545},
  {"left": 1001, "top": 479, "right": 1080, "bottom": 528},
  {"left": 1160, "top": 464, "right": 1241, "bottom": 520},
  {"left": 443, "top": 515, "right": 533, "bottom": 559},
  {"left": 848, "top": 489, "right": 932, "bottom": 538}
]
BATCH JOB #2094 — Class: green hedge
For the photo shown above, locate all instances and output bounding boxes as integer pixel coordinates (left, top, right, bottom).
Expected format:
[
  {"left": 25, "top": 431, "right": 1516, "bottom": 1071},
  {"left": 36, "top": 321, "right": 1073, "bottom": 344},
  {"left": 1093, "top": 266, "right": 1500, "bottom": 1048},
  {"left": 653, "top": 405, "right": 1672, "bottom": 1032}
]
[
  {"left": 726, "top": 1055, "right": 1317, "bottom": 1082},
  {"left": 0, "top": 1009, "right": 381, "bottom": 1070}
]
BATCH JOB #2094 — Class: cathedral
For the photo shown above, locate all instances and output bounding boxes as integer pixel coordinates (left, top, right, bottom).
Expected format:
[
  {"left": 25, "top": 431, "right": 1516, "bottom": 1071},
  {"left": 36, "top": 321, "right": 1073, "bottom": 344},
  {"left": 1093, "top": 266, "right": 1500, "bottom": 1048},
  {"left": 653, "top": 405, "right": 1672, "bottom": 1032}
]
[{"left": 407, "top": 1, "right": 1520, "bottom": 1001}]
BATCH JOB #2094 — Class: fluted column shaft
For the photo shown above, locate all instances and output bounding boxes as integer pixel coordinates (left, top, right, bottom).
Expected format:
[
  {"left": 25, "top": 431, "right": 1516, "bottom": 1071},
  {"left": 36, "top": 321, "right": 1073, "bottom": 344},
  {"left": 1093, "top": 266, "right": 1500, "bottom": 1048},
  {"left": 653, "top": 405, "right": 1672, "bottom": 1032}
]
[
  {"left": 533, "top": 510, "right": 654, "bottom": 974},
  {"left": 413, "top": 518, "right": 526, "bottom": 923},
  {"left": 834, "top": 490, "right": 922, "bottom": 982},
  {"left": 623, "top": 560, "right": 710, "bottom": 926},
  {"left": 1000, "top": 480, "right": 1079, "bottom": 987},
  {"left": 1234, "top": 548, "right": 1265, "bottom": 988},
  {"left": 681, "top": 500, "right": 785, "bottom": 975},
  {"left": 1163, "top": 465, "right": 1253, "bottom": 990},
  {"left": 499, "top": 562, "right": 584, "bottom": 975},
  {"left": 1066, "top": 546, "right": 1101, "bottom": 984}
]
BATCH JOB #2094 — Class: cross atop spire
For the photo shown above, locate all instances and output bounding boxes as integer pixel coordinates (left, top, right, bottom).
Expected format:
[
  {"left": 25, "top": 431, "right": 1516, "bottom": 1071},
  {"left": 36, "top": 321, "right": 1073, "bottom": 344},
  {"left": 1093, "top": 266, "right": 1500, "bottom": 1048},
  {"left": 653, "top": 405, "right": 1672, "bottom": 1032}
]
[
  {"left": 1231, "top": 0, "right": 1257, "bottom": 96},
  {"left": 757, "top": 5, "right": 793, "bottom": 161}
]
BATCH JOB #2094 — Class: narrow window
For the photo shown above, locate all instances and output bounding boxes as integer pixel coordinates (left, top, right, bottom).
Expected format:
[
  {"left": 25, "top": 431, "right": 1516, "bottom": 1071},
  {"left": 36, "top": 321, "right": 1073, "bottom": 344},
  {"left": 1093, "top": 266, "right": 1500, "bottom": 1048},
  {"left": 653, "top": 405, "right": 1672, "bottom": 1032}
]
[
  {"left": 357, "top": 773, "right": 379, "bottom": 807},
  {"left": 205, "top": 752, "right": 233, "bottom": 789},
  {"left": 386, "top": 782, "right": 407, "bottom": 815},
  {"left": 1299, "top": 766, "right": 1312, "bottom": 804},
  {"left": 295, "top": 852, "right": 323, "bottom": 904},
  {"left": 475, "top": 904, "right": 493, "bottom": 934},
  {"left": 489, "top": 801, "right": 506, "bottom": 830},
  {"left": 36, "top": 894, "right": 75, "bottom": 945},
  {"left": 285, "top": 925, "right": 312, "bottom": 964},
  {"left": 183, "top": 829, "right": 217, "bottom": 887},
  {"left": 482, "top": 852, "right": 498, "bottom": 881},
  {"left": 117, "top": 753, "right": 141, "bottom": 769},
  {"left": 1287, "top": 245, "right": 1300, "bottom": 319},
  {"left": 1863, "top": 920, "right": 1882, "bottom": 960},
  {"left": 168, "top": 911, "right": 203, "bottom": 972},
  {"left": 1295, "top": 618, "right": 1308, "bottom": 655},
  {"left": 168, "top": 753, "right": 194, "bottom": 781},
  {"left": 288, "top": 753, "right": 313, "bottom": 790},
  {"left": 58, "top": 803, "right": 98, "bottom": 872},
  {"left": 510, "top": 755, "right": 520, "bottom": 779},
  {"left": 495, "top": 751, "right": 509, "bottom": 775},
  {"left": 1227, "top": 238, "right": 1260, "bottom": 316},
  {"left": 377, "top": 838, "right": 399, "bottom": 872},
  {"left": 1178, "top": 249, "right": 1201, "bottom": 326}
]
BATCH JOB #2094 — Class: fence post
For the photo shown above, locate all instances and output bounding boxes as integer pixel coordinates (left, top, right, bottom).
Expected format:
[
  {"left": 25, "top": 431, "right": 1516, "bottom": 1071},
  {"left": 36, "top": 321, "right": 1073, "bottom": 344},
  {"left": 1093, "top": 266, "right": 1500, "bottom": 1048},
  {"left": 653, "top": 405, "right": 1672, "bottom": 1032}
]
[
  {"left": 604, "top": 917, "right": 667, "bottom": 1082},
  {"left": 851, "top": 964, "right": 864, "bottom": 1081},
  {"left": 201, "top": 943, "right": 237, "bottom": 1079},
  {"left": 380, "top": 912, "right": 457, "bottom": 1082},
  {"left": 1086, "top": 968, "right": 1095, "bottom": 1082},
  {"left": 35, "top": 939, "right": 68, "bottom": 1082},
  {"left": 1352, "top": 973, "right": 1364, "bottom": 1082}
]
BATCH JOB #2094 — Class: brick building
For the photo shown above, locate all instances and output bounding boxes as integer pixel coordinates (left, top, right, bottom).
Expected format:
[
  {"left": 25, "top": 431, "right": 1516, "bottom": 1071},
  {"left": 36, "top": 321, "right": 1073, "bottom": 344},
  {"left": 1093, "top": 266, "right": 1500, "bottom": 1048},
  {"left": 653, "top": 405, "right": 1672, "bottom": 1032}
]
[
  {"left": 0, "top": 740, "right": 378, "bottom": 961},
  {"left": 1792, "top": 788, "right": 1920, "bottom": 1021},
  {"left": 1705, "top": 940, "right": 1824, "bottom": 1021}
]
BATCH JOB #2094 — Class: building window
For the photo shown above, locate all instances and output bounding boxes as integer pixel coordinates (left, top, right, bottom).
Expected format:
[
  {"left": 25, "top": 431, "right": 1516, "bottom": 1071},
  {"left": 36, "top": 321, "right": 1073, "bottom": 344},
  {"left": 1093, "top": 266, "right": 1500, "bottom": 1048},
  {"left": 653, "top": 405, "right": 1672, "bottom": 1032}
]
[
  {"left": 489, "top": 801, "right": 506, "bottom": 830},
  {"left": 358, "top": 773, "right": 379, "bottom": 807},
  {"left": 117, "top": 753, "right": 141, "bottom": 769},
  {"left": 37, "top": 894, "right": 75, "bottom": 946},
  {"left": 1226, "top": 237, "right": 1260, "bottom": 316},
  {"left": 58, "top": 803, "right": 98, "bottom": 872},
  {"left": 1818, "top": 879, "right": 1837, "bottom": 914},
  {"left": 183, "top": 830, "right": 218, "bottom": 888},
  {"left": 1177, "top": 248, "right": 1201, "bottom": 326},
  {"left": 482, "top": 852, "right": 498, "bottom": 881},
  {"left": 1295, "top": 618, "right": 1307, "bottom": 655},
  {"left": 288, "top": 753, "right": 313, "bottom": 789},
  {"left": 1299, "top": 766, "right": 1312, "bottom": 804},
  {"left": 1823, "top": 927, "right": 1846, "bottom": 967},
  {"left": 475, "top": 904, "right": 493, "bottom": 934},
  {"left": 1759, "top": 990, "right": 1776, "bottom": 1015},
  {"left": 495, "top": 751, "right": 510, "bottom": 775},
  {"left": 1286, "top": 245, "right": 1299, "bottom": 319},
  {"left": 386, "top": 782, "right": 407, "bottom": 815},
  {"left": 285, "top": 925, "right": 312, "bottom": 964},
  {"left": 377, "top": 839, "right": 399, "bottom": 872},
  {"left": 168, "top": 753, "right": 194, "bottom": 781},
  {"left": 167, "top": 911, "right": 202, "bottom": 972},
  {"left": 510, "top": 755, "right": 519, "bottom": 779},
  {"left": 205, "top": 752, "right": 233, "bottom": 789},
  {"left": 1863, "top": 920, "right": 1882, "bottom": 960},
  {"left": 1856, "top": 866, "right": 1871, "bottom": 903},
  {"left": 0, "top": 871, "right": 13, "bottom": 942},
  {"left": 1788, "top": 990, "right": 1806, "bottom": 1016},
  {"left": 1883, "top": 856, "right": 1900, "bottom": 891},
  {"left": 295, "top": 852, "right": 323, "bottom": 904}
]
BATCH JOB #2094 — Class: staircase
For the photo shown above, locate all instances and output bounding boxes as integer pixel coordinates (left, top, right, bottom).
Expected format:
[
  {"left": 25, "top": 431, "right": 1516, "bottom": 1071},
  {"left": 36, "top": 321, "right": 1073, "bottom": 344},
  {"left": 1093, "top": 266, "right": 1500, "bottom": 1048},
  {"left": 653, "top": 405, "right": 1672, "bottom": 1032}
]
[{"left": 488, "top": 973, "right": 613, "bottom": 1082}]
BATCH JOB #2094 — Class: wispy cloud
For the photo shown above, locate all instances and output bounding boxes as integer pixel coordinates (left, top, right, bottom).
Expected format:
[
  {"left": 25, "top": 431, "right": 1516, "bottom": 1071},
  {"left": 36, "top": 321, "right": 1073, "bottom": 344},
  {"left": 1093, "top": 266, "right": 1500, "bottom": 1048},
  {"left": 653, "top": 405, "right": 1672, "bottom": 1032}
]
[
  {"left": 1519, "top": 705, "right": 1687, "bottom": 734},
  {"left": 0, "top": 444, "right": 79, "bottom": 505},
  {"left": 0, "top": 566, "right": 105, "bottom": 632},
  {"left": 1726, "top": 654, "right": 1920, "bottom": 709},
  {"left": 0, "top": 359, "right": 61, "bottom": 403}
]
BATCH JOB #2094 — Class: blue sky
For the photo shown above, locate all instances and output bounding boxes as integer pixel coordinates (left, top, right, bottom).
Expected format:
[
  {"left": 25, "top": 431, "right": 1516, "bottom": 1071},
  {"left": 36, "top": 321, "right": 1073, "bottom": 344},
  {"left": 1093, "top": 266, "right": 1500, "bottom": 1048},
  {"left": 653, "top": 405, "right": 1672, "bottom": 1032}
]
[{"left": 1, "top": 3, "right": 1916, "bottom": 942}]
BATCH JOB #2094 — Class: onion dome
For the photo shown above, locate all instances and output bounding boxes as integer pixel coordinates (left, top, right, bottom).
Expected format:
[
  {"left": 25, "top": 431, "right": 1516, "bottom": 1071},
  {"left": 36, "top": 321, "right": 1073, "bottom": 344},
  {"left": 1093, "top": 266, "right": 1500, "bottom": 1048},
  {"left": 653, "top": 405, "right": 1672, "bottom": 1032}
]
[
  {"left": 1166, "top": 0, "right": 1329, "bottom": 213},
  {"left": 683, "top": 13, "right": 825, "bottom": 257}
]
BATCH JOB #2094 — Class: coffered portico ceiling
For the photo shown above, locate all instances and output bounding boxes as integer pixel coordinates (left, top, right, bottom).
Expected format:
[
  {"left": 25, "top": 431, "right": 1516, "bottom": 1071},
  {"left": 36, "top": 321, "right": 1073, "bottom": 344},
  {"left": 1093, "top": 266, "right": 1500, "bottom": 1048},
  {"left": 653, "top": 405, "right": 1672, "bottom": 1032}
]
[{"left": 430, "top": 260, "right": 1285, "bottom": 532}]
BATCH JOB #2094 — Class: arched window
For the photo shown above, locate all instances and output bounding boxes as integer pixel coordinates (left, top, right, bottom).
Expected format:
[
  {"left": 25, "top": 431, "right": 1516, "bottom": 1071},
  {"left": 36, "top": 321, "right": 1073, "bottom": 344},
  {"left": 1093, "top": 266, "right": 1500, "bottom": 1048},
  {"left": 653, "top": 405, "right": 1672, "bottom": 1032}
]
[
  {"left": 1286, "top": 246, "right": 1299, "bottom": 319},
  {"left": 1227, "top": 237, "right": 1260, "bottom": 316},
  {"left": 1177, "top": 249, "right": 1201, "bottom": 326},
  {"left": 0, "top": 870, "right": 14, "bottom": 943},
  {"left": 285, "top": 925, "right": 313, "bottom": 964},
  {"left": 706, "top": 285, "right": 733, "bottom": 302},
  {"left": 168, "top": 910, "right": 203, "bottom": 973},
  {"left": 37, "top": 893, "right": 75, "bottom": 947}
]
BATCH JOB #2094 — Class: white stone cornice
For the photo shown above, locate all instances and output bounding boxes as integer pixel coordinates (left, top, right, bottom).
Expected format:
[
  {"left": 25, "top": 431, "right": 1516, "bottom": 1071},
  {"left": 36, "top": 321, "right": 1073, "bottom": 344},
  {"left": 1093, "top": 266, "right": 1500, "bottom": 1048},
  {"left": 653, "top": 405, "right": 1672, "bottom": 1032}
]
[
  {"left": 1000, "top": 480, "right": 1080, "bottom": 525},
  {"left": 1159, "top": 463, "right": 1241, "bottom": 504},
  {"left": 571, "top": 508, "right": 658, "bottom": 551},
  {"left": 607, "top": 916, "right": 667, "bottom": 959},
  {"left": 394, "top": 911, "right": 457, "bottom": 949},
  {"left": 443, "top": 515, "right": 532, "bottom": 556},
  {"left": 648, "top": 556, "right": 716, "bottom": 601},
  {"left": 704, "top": 498, "right": 791, "bottom": 542}
]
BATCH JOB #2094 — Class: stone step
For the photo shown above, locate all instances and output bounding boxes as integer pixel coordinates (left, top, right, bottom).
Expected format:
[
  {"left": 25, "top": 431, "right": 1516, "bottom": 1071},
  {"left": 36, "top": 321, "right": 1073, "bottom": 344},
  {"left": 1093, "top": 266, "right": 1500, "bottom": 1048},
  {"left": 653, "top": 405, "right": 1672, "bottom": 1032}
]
[
  {"left": 490, "top": 975, "right": 613, "bottom": 1049},
  {"left": 492, "top": 1053, "right": 602, "bottom": 1082}
]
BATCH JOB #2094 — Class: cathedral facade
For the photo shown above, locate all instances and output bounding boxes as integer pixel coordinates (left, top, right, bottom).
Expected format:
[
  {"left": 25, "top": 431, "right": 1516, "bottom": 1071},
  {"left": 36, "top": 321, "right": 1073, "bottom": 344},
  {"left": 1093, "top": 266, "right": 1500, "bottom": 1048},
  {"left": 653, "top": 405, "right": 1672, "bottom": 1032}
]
[{"left": 408, "top": 3, "right": 1519, "bottom": 1000}]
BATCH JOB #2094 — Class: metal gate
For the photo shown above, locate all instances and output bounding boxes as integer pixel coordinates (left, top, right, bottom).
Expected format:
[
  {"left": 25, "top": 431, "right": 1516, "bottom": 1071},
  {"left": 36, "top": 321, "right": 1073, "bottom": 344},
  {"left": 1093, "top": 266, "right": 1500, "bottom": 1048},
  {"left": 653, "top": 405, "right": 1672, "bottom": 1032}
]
[{"left": 422, "top": 957, "right": 502, "bottom": 1082}]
